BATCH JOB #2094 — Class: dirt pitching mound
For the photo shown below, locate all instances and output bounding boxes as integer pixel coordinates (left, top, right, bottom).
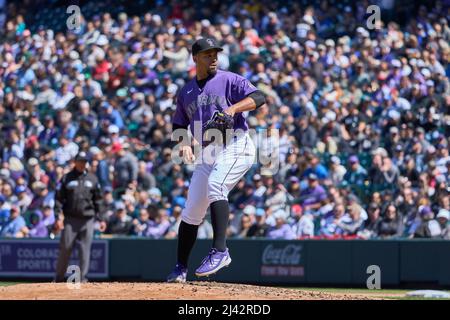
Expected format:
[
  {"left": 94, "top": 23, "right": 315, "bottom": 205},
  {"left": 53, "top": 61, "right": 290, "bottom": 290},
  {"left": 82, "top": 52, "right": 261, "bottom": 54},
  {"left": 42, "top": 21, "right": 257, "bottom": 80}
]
[{"left": 0, "top": 282, "right": 389, "bottom": 300}]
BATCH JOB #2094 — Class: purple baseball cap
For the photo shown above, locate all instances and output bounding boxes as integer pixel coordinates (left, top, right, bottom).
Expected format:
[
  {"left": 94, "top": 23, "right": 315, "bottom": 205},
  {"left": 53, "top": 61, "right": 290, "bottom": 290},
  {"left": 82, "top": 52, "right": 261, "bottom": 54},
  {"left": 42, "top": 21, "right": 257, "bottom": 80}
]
[
  {"left": 420, "top": 206, "right": 432, "bottom": 216},
  {"left": 349, "top": 155, "right": 359, "bottom": 164}
]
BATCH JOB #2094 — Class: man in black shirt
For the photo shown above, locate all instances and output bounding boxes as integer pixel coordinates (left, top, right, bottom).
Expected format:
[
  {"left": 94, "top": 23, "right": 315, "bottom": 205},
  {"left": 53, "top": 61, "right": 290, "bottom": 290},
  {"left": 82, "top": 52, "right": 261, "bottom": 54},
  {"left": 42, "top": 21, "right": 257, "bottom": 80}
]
[{"left": 54, "top": 152, "right": 104, "bottom": 283}]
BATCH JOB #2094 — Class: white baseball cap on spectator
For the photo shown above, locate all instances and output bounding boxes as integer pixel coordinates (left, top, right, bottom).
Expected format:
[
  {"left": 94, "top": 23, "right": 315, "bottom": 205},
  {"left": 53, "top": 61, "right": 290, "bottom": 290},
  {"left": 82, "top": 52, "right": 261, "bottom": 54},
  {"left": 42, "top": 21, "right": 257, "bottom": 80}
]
[
  {"left": 296, "top": 23, "right": 310, "bottom": 37},
  {"left": 28, "top": 158, "right": 39, "bottom": 167},
  {"left": 94, "top": 50, "right": 105, "bottom": 61},
  {"left": 32, "top": 181, "right": 46, "bottom": 191},
  {"left": 322, "top": 110, "right": 336, "bottom": 124},
  {"left": 339, "top": 35, "right": 351, "bottom": 45},
  {"left": 371, "top": 147, "right": 388, "bottom": 157},
  {"left": 356, "top": 26, "right": 365, "bottom": 34},
  {"left": 243, "top": 205, "right": 256, "bottom": 215},
  {"left": 201, "top": 19, "right": 211, "bottom": 28},
  {"left": 356, "top": 27, "right": 369, "bottom": 37},
  {"left": 273, "top": 209, "right": 287, "bottom": 220},
  {"left": 118, "top": 12, "right": 127, "bottom": 21},
  {"left": 291, "top": 41, "right": 301, "bottom": 50},
  {"left": 427, "top": 146, "right": 436, "bottom": 154},
  {"left": 330, "top": 156, "right": 341, "bottom": 165},
  {"left": 122, "top": 193, "right": 135, "bottom": 204},
  {"left": 167, "top": 83, "right": 178, "bottom": 94},
  {"left": 248, "top": 46, "right": 259, "bottom": 55},
  {"left": 391, "top": 59, "right": 401, "bottom": 68},
  {"left": 402, "top": 65, "right": 412, "bottom": 76},
  {"left": 303, "top": 15, "right": 314, "bottom": 25},
  {"left": 390, "top": 127, "right": 399, "bottom": 134},
  {"left": 305, "top": 40, "right": 316, "bottom": 49},
  {"left": 0, "top": 168, "right": 10, "bottom": 178},
  {"left": 325, "top": 39, "right": 335, "bottom": 47},
  {"left": 149, "top": 187, "right": 162, "bottom": 198},
  {"left": 143, "top": 110, "right": 152, "bottom": 119},
  {"left": 417, "top": 60, "right": 426, "bottom": 68},
  {"left": 388, "top": 110, "right": 401, "bottom": 120},
  {"left": 428, "top": 29, "right": 437, "bottom": 38},
  {"left": 421, "top": 68, "right": 431, "bottom": 78},
  {"left": 135, "top": 92, "right": 145, "bottom": 101},
  {"left": 96, "top": 35, "right": 109, "bottom": 46},
  {"left": 108, "top": 125, "right": 120, "bottom": 134},
  {"left": 152, "top": 14, "right": 161, "bottom": 23},
  {"left": 9, "top": 157, "right": 24, "bottom": 172},
  {"left": 436, "top": 175, "right": 446, "bottom": 184},
  {"left": 69, "top": 50, "right": 80, "bottom": 60},
  {"left": 115, "top": 201, "right": 126, "bottom": 211},
  {"left": 437, "top": 209, "right": 449, "bottom": 220},
  {"left": 317, "top": 43, "right": 326, "bottom": 51},
  {"left": 89, "top": 146, "right": 101, "bottom": 155},
  {"left": 80, "top": 100, "right": 89, "bottom": 109},
  {"left": 253, "top": 174, "right": 262, "bottom": 182},
  {"left": 247, "top": 116, "right": 258, "bottom": 127}
]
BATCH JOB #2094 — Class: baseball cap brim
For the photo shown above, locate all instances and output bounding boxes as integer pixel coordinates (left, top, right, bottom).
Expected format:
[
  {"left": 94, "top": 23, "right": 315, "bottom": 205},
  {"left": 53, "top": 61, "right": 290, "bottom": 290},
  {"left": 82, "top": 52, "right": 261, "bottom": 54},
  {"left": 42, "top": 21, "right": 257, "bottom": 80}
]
[
  {"left": 75, "top": 155, "right": 88, "bottom": 162},
  {"left": 194, "top": 47, "right": 223, "bottom": 55}
]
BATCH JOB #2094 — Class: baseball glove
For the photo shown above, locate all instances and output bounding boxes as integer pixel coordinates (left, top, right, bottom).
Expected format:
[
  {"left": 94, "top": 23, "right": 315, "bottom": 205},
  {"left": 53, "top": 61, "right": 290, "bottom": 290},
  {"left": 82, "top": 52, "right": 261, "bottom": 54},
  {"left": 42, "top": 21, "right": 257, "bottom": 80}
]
[{"left": 203, "top": 110, "right": 234, "bottom": 143}]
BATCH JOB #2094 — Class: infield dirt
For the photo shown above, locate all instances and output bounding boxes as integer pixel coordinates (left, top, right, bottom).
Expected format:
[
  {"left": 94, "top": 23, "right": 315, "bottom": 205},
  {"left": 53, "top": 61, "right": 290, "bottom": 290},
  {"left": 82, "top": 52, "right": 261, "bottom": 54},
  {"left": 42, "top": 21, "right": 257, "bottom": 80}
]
[{"left": 0, "top": 281, "right": 401, "bottom": 300}]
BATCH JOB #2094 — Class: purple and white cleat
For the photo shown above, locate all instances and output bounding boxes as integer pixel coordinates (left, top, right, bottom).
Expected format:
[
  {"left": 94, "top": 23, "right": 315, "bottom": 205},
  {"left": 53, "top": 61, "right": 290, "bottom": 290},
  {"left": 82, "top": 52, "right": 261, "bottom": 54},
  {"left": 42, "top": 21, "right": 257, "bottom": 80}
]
[
  {"left": 195, "top": 248, "right": 232, "bottom": 277},
  {"left": 167, "top": 263, "right": 187, "bottom": 283}
]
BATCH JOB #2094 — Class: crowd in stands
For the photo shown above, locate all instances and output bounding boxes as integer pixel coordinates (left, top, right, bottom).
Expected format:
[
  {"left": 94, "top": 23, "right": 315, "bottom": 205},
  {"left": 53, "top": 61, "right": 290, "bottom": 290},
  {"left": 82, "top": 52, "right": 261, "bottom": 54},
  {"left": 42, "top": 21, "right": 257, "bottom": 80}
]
[{"left": 0, "top": 0, "right": 449, "bottom": 240}]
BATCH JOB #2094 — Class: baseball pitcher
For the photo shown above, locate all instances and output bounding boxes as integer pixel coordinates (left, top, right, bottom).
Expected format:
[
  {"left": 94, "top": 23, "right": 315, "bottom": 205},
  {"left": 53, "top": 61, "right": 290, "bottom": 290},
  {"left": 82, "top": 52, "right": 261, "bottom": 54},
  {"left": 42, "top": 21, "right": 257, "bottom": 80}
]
[{"left": 167, "top": 38, "right": 266, "bottom": 282}]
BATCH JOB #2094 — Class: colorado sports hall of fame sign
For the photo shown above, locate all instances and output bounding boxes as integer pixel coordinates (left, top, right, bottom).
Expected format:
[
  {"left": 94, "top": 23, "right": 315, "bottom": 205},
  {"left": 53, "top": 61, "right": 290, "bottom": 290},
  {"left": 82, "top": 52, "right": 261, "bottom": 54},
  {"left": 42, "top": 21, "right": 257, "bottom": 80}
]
[
  {"left": 260, "top": 243, "right": 305, "bottom": 280},
  {"left": 0, "top": 240, "right": 109, "bottom": 279}
]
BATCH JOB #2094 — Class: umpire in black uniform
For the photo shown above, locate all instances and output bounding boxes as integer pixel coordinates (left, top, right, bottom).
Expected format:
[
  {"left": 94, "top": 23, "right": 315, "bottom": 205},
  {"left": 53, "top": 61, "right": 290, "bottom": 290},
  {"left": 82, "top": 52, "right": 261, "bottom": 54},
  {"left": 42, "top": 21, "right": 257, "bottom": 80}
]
[{"left": 54, "top": 151, "right": 104, "bottom": 282}]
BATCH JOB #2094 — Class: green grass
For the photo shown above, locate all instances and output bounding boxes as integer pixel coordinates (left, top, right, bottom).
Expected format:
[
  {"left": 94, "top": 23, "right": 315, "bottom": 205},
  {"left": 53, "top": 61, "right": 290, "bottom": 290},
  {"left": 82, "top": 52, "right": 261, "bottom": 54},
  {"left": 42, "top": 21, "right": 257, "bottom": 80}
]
[
  {"left": 290, "top": 287, "right": 410, "bottom": 294},
  {"left": 286, "top": 287, "right": 450, "bottom": 299},
  {"left": 0, "top": 282, "right": 22, "bottom": 287},
  {"left": 383, "top": 296, "right": 450, "bottom": 300}
]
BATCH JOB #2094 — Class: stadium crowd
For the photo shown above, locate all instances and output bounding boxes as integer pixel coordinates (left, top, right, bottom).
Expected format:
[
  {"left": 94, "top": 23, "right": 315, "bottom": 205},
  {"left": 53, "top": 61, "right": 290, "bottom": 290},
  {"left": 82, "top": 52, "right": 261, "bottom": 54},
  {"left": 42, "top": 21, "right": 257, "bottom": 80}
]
[{"left": 0, "top": 0, "right": 449, "bottom": 240}]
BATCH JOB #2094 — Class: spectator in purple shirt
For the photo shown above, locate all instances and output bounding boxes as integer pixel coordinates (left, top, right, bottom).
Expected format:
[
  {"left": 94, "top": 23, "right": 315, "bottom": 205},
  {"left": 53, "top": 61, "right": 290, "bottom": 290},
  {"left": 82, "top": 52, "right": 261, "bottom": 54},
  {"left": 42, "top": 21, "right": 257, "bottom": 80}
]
[
  {"left": 26, "top": 210, "right": 49, "bottom": 238},
  {"left": 299, "top": 173, "right": 328, "bottom": 213},
  {"left": 21, "top": 205, "right": 56, "bottom": 238},
  {"left": 266, "top": 209, "right": 296, "bottom": 240},
  {"left": 145, "top": 207, "right": 171, "bottom": 239},
  {"left": 319, "top": 202, "right": 346, "bottom": 237}
]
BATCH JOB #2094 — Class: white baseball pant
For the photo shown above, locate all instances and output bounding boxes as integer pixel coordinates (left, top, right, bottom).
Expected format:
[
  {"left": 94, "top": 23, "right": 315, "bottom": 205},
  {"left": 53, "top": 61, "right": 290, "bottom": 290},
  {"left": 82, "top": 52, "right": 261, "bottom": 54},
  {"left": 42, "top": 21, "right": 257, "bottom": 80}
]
[{"left": 181, "top": 132, "right": 256, "bottom": 226}]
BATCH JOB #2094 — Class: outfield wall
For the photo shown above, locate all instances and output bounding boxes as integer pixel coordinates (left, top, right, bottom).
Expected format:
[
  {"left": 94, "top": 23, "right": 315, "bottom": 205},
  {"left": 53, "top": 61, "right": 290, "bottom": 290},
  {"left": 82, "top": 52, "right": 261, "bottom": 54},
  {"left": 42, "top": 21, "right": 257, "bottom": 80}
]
[{"left": 1, "top": 239, "right": 449, "bottom": 287}]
